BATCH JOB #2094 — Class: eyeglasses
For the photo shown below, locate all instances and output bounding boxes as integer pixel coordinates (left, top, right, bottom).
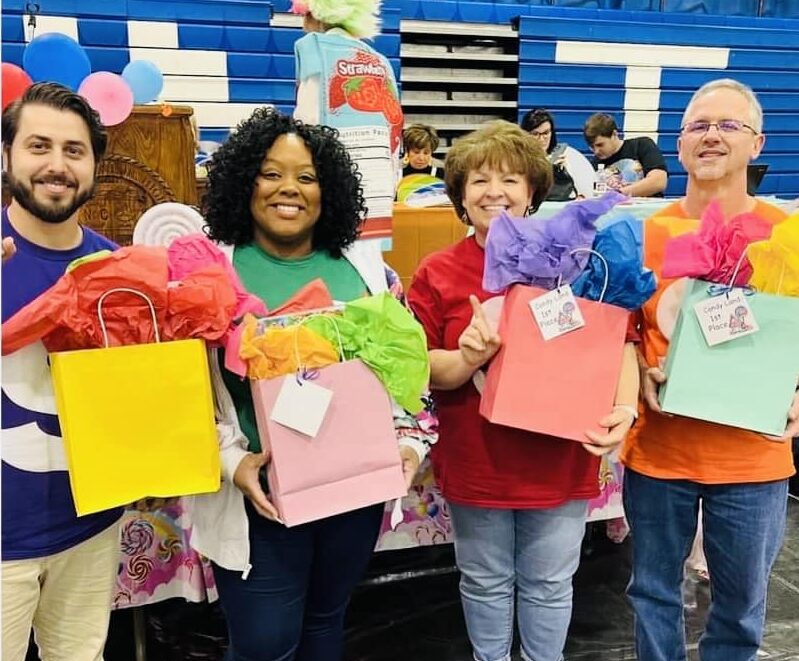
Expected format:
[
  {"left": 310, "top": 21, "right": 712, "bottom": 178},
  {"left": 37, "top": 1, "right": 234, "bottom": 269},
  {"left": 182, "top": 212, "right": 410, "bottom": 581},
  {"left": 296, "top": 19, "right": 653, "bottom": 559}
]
[
  {"left": 680, "top": 120, "right": 758, "bottom": 135},
  {"left": 531, "top": 129, "right": 552, "bottom": 138}
]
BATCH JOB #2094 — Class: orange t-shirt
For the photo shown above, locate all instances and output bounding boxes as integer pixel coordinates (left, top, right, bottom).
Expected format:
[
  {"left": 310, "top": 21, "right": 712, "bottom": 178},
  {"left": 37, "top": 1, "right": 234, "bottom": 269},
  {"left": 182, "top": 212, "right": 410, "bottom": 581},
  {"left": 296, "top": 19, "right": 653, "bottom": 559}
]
[{"left": 621, "top": 200, "right": 796, "bottom": 484}]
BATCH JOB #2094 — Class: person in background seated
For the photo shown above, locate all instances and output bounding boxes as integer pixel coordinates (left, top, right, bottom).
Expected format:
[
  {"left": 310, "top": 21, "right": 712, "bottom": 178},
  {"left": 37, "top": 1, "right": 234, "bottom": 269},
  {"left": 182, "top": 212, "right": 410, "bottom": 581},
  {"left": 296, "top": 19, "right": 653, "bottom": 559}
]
[
  {"left": 521, "top": 108, "right": 594, "bottom": 200},
  {"left": 402, "top": 124, "right": 445, "bottom": 180},
  {"left": 583, "top": 112, "right": 668, "bottom": 197}
]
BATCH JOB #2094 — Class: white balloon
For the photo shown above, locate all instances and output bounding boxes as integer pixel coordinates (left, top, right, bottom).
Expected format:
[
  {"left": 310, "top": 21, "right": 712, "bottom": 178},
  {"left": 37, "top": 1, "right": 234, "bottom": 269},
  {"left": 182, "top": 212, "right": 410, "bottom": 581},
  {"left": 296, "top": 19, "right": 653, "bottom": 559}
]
[{"left": 563, "top": 145, "right": 597, "bottom": 199}]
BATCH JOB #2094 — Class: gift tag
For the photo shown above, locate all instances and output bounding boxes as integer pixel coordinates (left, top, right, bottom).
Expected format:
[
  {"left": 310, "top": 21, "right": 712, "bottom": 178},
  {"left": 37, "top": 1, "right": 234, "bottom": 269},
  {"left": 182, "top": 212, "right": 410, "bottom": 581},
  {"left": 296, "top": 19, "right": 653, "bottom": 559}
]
[
  {"left": 529, "top": 285, "right": 586, "bottom": 341},
  {"left": 270, "top": 373, "right": 333, "bottom": 437},
  {"left": 693, "top": 290, "right": 759, "bottom": 347}
]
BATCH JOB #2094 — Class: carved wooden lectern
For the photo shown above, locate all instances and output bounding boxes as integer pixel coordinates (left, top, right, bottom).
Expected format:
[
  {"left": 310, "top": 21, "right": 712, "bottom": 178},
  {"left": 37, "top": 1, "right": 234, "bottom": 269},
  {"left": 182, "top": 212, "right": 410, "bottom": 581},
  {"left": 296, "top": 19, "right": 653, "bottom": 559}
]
[{"left": 78, "top": 105, "right": 198, "bottom": 246}]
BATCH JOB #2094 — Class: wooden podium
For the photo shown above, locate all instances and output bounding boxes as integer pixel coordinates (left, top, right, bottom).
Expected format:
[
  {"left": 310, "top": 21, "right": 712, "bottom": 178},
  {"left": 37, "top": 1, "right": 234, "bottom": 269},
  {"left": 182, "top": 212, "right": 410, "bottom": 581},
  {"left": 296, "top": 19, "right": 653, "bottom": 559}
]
[
  {"left": 384, "top": 204, "right": 467, "bottom": 289},
  {"left": 78, "top": 105, "right": 198, "bottom": 246}
]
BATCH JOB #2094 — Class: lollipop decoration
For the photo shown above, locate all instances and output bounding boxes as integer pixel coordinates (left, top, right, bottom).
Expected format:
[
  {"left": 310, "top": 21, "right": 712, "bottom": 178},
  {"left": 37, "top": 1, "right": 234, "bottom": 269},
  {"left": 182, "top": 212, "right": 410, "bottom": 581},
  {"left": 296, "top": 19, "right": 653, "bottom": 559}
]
[{"left": 132, "top": 203, "right": 207, "bottom": 248}]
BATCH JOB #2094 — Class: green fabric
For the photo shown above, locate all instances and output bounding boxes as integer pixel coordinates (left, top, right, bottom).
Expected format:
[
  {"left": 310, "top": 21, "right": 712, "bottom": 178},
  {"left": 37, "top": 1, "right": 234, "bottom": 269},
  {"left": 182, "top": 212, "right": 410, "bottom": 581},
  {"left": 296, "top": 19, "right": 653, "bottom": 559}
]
[
  {"left": 306, "top": 292, "right": 430, "bottom": 414},
  {"left": 232, "top": 243, "right": 367, "bottom": 309},
  {"left": 659, "top": 278, "right": 799, "bottom": 436},
  {"left": 223, "top": 244, "right": 368, "bottom": 452}
]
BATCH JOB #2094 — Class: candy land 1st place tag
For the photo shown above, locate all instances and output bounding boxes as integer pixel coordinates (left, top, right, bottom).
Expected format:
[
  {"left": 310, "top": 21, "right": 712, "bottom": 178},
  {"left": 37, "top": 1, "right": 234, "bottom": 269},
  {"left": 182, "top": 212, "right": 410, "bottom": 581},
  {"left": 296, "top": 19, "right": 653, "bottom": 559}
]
[
  {"left": 693, "top": 289, "right": 759, "bottom": 347},
  {"left": 528, "top": 285, "right": 586, "bottom": 341},
  {"left": 270, "top": 373, "right": 334, "bottom": 437}
]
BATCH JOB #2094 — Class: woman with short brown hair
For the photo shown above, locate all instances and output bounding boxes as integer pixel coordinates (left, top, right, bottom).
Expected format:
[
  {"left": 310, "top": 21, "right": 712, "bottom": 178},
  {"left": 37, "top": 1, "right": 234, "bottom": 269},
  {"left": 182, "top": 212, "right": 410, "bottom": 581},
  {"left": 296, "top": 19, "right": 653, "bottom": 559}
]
[{"left": 408, "top": 120, "right": 638, "bottom": 661}]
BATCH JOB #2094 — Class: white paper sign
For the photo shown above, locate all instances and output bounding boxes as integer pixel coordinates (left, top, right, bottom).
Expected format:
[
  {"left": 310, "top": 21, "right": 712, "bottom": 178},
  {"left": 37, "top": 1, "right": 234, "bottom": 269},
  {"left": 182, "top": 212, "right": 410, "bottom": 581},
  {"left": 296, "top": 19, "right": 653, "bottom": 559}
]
[
  {"left": 270, "top": 374, "right": 333, "bottom": 438},
  {"left": 337, "top": 126, "right": 394, "bottom": 222},
  {"left": 529, "top": 285, "right": 586, "bottom": 341},
  {"left": 693, "top": 290, "right": 759, "bottom": 347}
]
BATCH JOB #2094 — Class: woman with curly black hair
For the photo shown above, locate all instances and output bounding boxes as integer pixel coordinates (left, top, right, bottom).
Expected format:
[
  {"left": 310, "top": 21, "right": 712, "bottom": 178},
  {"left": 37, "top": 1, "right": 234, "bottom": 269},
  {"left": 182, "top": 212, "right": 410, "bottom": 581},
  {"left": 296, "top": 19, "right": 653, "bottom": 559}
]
[
  {"left": 205, "top": 108, "right": 365, "bottom": 256},
  {"left": 188, "top": 108, "right": 437, "bottom": 661}
]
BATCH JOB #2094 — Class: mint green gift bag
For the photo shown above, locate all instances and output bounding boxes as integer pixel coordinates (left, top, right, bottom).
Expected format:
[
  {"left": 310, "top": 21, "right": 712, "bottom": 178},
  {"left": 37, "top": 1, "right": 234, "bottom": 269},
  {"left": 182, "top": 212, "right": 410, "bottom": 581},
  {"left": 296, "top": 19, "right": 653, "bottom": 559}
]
[{"left": 659, "top": 278, "right": 799, "bottom": 436}]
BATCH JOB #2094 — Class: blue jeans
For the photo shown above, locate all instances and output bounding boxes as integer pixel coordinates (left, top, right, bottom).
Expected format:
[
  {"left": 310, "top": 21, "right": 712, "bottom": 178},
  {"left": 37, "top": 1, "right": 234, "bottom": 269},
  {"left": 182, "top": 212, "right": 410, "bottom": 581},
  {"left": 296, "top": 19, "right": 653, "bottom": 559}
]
[
  {"left": 212, "top": 500, "right": 384, "bottom": 661},
  {"left": 623, "top": 468, "right": 788, "bottom": 661},
  {"left": 449, "top": 500, "right": 588, "bottom": 661}
]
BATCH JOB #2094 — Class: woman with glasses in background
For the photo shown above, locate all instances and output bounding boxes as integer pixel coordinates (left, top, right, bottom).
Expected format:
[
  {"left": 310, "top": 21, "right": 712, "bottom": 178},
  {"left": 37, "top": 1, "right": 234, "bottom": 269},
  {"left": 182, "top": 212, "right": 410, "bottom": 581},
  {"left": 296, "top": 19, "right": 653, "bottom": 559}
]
[{"left": 521, "top": 108, "right": 596, "bottom": 201}]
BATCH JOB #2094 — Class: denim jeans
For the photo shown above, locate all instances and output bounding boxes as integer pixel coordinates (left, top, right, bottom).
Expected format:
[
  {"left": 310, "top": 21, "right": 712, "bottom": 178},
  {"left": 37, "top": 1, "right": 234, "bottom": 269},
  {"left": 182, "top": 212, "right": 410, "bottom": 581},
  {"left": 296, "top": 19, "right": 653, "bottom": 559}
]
[
  {"left": 623, "top": 468, "right": 788, "bottom": 661},
  {"left": 212, "top": 500, "right": 384, "bottom": 661},
  {"left": 448, "top": 500, "right": 588, "bottom": 661}
]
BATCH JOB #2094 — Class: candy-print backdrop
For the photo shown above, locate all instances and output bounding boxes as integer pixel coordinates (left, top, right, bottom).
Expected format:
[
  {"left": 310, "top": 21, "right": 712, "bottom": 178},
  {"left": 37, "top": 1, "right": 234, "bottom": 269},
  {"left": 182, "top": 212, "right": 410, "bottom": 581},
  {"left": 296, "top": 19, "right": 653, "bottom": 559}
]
[{"left": 113, "top": 453, "right": 624, "bottom": 608}]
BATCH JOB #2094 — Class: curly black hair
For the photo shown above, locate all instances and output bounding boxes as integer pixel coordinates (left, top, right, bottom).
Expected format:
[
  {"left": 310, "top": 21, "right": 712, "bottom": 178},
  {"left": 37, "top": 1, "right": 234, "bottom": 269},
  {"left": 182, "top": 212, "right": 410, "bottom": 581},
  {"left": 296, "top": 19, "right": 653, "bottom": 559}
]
[{"left": 204, "top": 108, "right": 366, "bottom": 257}]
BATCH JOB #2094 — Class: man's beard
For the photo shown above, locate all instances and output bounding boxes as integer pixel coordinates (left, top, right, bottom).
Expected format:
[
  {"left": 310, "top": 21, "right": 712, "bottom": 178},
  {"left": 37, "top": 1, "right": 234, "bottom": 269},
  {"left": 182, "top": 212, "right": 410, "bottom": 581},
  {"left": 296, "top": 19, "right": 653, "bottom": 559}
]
[{"left": 6, "top": 172, "right": 95, "bottom": 224}]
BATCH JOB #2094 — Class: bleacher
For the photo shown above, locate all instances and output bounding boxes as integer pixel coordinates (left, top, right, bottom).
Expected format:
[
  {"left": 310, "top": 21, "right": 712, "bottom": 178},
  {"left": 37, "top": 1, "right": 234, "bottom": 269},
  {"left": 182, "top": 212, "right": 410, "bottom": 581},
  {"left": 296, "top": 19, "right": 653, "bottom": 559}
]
[
  {"left": 515, "top": 7, "right": 799, "bottom": 196},
  {"left": 2, "top": 0, "right": 798, "bottom": 198}
]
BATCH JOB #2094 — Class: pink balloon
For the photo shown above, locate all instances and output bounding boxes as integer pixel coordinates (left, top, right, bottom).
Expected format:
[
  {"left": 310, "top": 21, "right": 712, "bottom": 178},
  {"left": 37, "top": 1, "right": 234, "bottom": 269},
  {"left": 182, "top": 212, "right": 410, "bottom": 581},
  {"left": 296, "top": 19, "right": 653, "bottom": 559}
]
[{"left": 78, "top": 72, "right": 134, "bottom": 126}]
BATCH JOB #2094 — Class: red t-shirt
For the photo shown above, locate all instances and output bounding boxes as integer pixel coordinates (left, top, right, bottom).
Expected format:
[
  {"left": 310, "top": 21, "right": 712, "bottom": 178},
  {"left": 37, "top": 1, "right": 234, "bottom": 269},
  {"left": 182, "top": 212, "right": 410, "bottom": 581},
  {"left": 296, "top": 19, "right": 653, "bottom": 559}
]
[{"left": 407, "top": 236, "right": 601, "bottom": 508}]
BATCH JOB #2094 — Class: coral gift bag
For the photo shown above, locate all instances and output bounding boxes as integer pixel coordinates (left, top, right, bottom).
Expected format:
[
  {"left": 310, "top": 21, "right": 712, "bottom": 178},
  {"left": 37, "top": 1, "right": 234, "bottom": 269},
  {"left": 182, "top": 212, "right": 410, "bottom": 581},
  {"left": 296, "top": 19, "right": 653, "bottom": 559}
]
[
  {"left": 50, "top": 289, "right": 220, "bottom": 516},
  {"left": 479, "top": 284, "right": 628, "bottom": 442}
]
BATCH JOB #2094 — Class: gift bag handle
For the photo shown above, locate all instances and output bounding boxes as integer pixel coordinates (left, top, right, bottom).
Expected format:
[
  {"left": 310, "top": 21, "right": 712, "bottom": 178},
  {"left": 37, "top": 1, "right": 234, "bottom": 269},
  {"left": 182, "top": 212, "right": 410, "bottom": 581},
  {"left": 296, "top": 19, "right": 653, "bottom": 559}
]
[
  {"left": 292, "top": 313, "right": 346, "bottom": 366},
  {"left": 714, "top": 244, "right": 788, "bottom": 297},
  {"left": 555, "top": 248, "right": 610, "bottom": 303},
  {"left": 726, "top": 247, "right": 751, "bottom": 293},
  {"left": 97, "top": 288, "right": 161, "bottom": 348}
]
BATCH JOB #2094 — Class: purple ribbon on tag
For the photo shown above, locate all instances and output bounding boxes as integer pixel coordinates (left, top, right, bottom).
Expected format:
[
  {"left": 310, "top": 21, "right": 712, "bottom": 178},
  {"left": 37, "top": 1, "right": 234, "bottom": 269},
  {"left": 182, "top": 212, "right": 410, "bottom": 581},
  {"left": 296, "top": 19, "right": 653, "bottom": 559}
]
[{"left": 295, "top": 367, "right": 320, "bottom": 385}]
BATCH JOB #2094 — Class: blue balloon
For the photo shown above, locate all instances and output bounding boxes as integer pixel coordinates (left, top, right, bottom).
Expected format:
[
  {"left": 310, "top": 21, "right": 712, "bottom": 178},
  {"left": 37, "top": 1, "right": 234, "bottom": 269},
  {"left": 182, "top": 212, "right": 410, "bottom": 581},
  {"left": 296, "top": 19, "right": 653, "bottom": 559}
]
[
  {"left": 23, "top": 33, "right": 91, "bottom": 91},
  {"left": 121, "top": 60, "right": 164, "bottom": 104}
]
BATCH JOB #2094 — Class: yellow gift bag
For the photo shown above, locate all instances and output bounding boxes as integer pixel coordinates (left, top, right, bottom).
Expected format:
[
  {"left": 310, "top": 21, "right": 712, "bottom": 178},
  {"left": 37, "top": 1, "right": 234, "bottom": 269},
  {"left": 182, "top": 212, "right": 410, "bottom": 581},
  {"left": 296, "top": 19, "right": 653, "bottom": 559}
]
[{"left": 50, "top": 288, "right": 220, "bottom": 516}]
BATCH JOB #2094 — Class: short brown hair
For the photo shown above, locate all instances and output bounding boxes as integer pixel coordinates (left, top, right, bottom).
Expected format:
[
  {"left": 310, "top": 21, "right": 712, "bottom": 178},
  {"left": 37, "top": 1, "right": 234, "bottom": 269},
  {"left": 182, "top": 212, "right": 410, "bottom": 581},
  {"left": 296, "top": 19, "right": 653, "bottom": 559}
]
[
  {"left": 403, "top": 124, "right": 440, "bottom": 153},
  {"left": 2, "top": 82, "right": 108, "bottom": 163},
  {"left": 583, "top": 113, "right": 618, "bottom": 146},
  {"left": 444, "top": 120, "right": 552, "bottom": 220}
]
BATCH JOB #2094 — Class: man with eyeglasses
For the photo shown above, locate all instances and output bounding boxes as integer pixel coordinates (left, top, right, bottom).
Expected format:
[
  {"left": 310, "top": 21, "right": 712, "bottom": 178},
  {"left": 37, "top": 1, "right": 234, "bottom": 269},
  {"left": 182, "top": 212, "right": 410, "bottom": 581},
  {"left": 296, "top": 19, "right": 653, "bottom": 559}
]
[
  {"left": 620, "top": 78, "right": 797, "bottom": 661},
  {"left": 583, "top": 112, "right": 668, "bottom": 197}
]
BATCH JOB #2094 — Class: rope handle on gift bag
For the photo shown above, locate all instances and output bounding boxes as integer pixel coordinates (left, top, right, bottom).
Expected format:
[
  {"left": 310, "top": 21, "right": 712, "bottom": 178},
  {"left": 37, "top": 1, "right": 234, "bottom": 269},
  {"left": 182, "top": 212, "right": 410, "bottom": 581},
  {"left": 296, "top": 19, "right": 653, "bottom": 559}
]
[
  {"left": 726, "top": 247, "right": 751, "bottom": 295},
  {"left": 97, "top": 287, "right": 161, "bottom": 348},
  {"left": 554, "top": 248, "right": 610, "bottom": 303},
  {"left": 290, "top": 313, "right": 346, "bottom": 382},
  {"left": 725, "top": 247, "right": 786, "bottom": 297}
]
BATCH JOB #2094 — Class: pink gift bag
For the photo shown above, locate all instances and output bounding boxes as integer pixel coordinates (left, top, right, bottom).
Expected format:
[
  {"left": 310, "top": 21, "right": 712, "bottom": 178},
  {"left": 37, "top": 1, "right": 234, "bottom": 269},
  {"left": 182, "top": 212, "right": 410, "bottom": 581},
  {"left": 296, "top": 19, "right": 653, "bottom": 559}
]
[{"left": 251, "top": 359, "right": 407, "bottom": 526}]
